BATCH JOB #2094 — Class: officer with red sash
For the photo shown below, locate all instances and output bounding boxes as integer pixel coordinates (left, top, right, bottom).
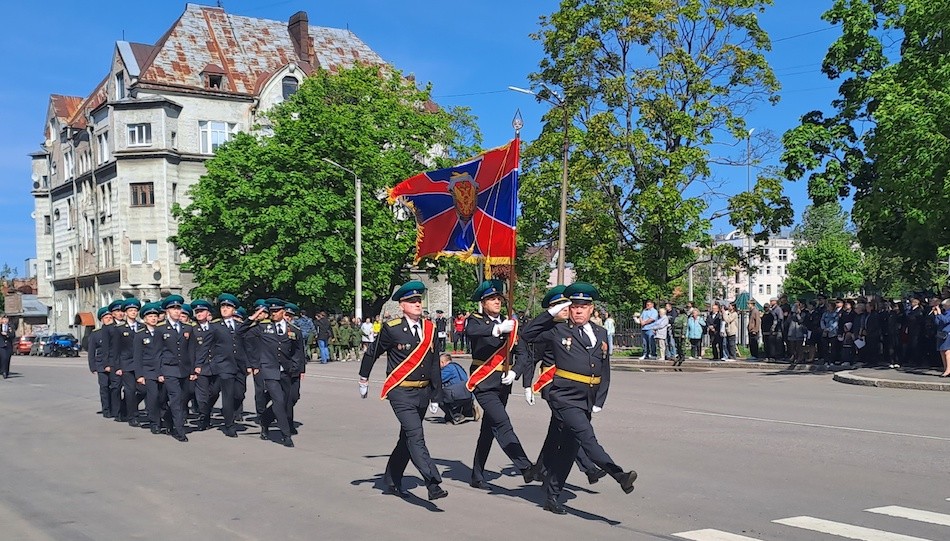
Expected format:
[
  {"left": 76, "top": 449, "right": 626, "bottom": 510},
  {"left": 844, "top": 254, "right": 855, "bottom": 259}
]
[
  {"left": 520, "top": 282, "right": 637, "bottom": 514},
  {"left": 358, "top": 281, "right": 447, "bottom": 501},
  {"left": 464, "top": 280, "right": 536, "bottom": 490}
]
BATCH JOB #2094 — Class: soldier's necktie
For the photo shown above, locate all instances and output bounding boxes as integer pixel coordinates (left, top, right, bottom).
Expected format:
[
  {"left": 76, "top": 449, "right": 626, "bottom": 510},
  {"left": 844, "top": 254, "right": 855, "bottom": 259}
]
[
  {"left": 278, "top": 323, "right": 285, "bottom": 336},
  {"left": 412, "top": 325, "right": 420, "bottom": 341},
  {"left": 227, "top": 320, "right": 234, "bottom": 332}
]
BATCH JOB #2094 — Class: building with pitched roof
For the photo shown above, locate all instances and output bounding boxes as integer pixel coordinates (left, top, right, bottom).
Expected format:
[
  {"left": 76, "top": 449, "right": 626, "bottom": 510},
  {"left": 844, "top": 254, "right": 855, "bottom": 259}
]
[{"left": 31, "top": 4, "right": 388, "bottom": 333}]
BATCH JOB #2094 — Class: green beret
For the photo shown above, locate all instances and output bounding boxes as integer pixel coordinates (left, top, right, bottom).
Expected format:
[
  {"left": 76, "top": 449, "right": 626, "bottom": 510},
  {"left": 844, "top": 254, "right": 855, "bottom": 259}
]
[
  {"left": 392, "top": 280, "right": 426, "bottom": 302},
  {"left": 141, "top": 302, "right": 162, "bottom": 316},
  {"left": 97, "top": 307, "right": 110, "bottom": 320},
  {"left": 161, "top": 295, "right": 185, "bottom": 309},
  {"left": 217, "top": 293, "right": 240, "bottom": 307},
  {"left": 191, "top": 299, "right": 213, "bottom": 312},
  {"left": 471, "top": 279, "right": 505, "bottom": 302},
  {"left": 541, "top": 285, "right": 568, "bottom": 308},
  {"left": 564, "top": 282, "right": 599, "bottom": 303}
]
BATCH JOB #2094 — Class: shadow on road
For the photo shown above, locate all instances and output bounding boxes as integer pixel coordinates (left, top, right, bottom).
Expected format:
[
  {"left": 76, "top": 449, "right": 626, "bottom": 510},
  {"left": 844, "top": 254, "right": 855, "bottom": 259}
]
[{"left": 350, "top": 471, "right": 445, "bottom": 512}]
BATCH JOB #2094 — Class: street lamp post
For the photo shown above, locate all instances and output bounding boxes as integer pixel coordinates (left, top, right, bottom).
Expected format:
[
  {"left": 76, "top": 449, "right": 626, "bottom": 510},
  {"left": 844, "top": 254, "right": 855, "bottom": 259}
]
[
  {"left": 509, "top": 84, "right": 570, "bottom": 285},
  {"left": 322, "top": 158, "right": 362, "bottom": 321},
  {"left": 746, "top": 128, "right": 754, "bottom": 308}
]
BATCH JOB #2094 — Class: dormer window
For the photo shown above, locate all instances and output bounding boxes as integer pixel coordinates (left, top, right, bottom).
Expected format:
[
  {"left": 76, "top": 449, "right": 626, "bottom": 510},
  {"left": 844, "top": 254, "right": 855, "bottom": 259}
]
[
  {"left": 115, "top": 71, "right": 126, "bottom": 100},
  {"left": 208, "top": 74, "right": 223, "bottom": 89},
  {"left": 282, "top": 76, "right": 299, "bottom": 100},
  {"left": 201, "top": 64, "right": 227, "bottom": 91}
]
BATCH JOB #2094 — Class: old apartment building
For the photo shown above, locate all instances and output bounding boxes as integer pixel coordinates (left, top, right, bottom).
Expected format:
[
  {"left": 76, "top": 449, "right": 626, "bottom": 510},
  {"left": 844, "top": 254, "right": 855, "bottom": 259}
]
[{"left": 31, "top": 4, "right": 388, "bottom": 332}]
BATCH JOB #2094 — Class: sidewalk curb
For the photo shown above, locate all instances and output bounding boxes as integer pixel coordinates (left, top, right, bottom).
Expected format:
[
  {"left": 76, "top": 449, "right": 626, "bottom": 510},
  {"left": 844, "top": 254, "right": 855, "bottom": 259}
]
[
  {"left": 833, "top": 370, "right": 950, "bottom": 392},
  {"left": 611, "top": 359, "right": 831, "bottom": 371}
]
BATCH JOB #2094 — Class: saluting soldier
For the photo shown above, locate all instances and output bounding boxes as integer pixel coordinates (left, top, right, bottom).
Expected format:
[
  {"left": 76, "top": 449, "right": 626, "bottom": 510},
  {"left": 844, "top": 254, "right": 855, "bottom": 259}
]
[
  {"left": 282, "top": 303, "right": 305, "bottom": 434},
  {"left": 464, "top": 280, "right": 537, "bottom": 490},
  {"left": 358, "top": 281, "right": 448, "bottom": 501},
  {"left": 195, "top": 296, "right": 246, "bottom": 438},
  {"left": 238, "top": 298, "right": 303, "bottom": 448},
  {"left": 231, "top": 303, "right": 249, "bottom": 420},
  {"left": 526, "top": 286, "right": 607, "bottom": 485},
  {"left": 520, "top": 282, "right": 637, "bottom": 514},
  {"left": 156, "top": 295, "right": 195, "bottom": 442},
  {"left": 112, "top": 298, "right": 145, "bottom": 425},
  {"left": 132, "top": 303, "right": 164, "bottom": 435},
  {"left": 249, "top": 298, "right": 269, "bottom": 424},
  {"left": 87, "top": 307, "right": 114, "bottom": 417}
]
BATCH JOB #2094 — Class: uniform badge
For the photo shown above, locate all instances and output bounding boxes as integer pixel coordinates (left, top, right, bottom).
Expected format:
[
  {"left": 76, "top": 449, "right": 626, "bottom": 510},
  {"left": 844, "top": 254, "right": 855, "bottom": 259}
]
[
  {"left": 143, "top": 338, "right": 151, "bottom": 345},
  {"left": 123, "top": 332, "right": 129, "bottom": 337},
  {"left": 183, "top": 332, "right": 190, "bottom": 339},
  {"left": 288, "top": 331, "right": 296, "bottom": 339},
  {"left": 562, "top": 337, "right": 572, "bottom": 351},
  {"left": 163, "top": 333, "right": 171, "bottom": 339}
]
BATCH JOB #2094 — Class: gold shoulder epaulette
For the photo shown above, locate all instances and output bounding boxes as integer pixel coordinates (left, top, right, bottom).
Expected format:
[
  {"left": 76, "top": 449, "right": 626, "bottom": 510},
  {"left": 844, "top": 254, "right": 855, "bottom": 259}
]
[
  {"left": 470, "top": 313, "right": 483, "bottom": 319},
  {"left": 211, "top": 318, "right": 221, "bottom": 323},
  {"left": 388, "top": 318, "right": 402, "bottom": 326},
  {"left": 260, "top": 318, "right": 272, "bottom": 324}
]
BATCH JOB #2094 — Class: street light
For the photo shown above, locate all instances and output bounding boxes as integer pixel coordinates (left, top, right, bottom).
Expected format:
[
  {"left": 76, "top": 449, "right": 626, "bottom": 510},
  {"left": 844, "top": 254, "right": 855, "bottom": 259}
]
[
  {"left": 508, "top": 84, "right": 570, "bottom": 285},
  {"left": 322, "top": 157, "right": 363, "bottom": 321},
  {"left": 746, "top": 128, "right": 755, "bottom": 308}
]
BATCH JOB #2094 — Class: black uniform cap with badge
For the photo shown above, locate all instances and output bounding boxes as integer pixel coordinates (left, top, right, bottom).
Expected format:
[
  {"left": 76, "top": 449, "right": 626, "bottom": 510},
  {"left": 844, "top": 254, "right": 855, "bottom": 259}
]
[
  {"left": 266, "top": 298, "right": 286, "bottom": 312},
  {"left": 392, "top": 280, "right": 426, "bottom": 302},
  {"left": 284, "top": 303, "right": 300, "bottom": 316},
  {"left": 471, "top": 279, "right": 505, "bottom": 302}
]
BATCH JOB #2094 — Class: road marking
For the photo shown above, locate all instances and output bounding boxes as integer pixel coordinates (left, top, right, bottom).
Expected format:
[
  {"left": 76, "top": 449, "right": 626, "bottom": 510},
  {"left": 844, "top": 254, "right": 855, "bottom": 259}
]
[
  {"left": 685, "top": 411, "right": 950, "bottom": 442},
  {"left": 673, "top": 529, "right": 765, "bottom": 540},
  {"left": 773, "top": 516, "right": 933, "bottom": 540},
  {"left": 866, "top": 506, "right": 950, "bottom": 527}
]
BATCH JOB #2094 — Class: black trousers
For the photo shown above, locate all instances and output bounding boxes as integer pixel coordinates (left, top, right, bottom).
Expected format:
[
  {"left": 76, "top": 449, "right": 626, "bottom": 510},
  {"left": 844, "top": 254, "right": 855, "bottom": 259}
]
[
  {"left": 544, "top": 403, "right": 625, "bottom": 503},
  {"left": 196, "top": 374, "right": 237, "bottom": 429},
  {"left": 709, "top": 333, "right": 722, "bottom": 360},
  {"left": 749, "top": 332, "right": 760, "bottom": 358},
  {"left": 120, "top": 371, "right": 145, "bottom": 419},
  {"left": 471, "top": 386, "right": 532, "bottom": 484},
  {"left": 0, "top": 348, "right": 12, "bottom": 377},
  {"left": 385, "top": 386, "right": 442, "bottom": 488},
  {"left": 162, "top": 376, "right": 186, "bottom": 436},
  {"left": 253, "top": 372, "right": 268, "bottom": 417},
  {"left": 108, "top": 371, "right": 123, "bottom": 417},
  {"left": 96, "top": 372, "right": 112, "bottom": 413},
  {"left": 259, "top": 377, "right": 292, "bottom": 437},
  {"left": 535, "top": 402, "right": 598, "bottom": 476},
  {"left": 286, "top": 373, "right": 301, "bottom": 428},
  {"left": 234, "top": 373, "right": 247, "bottom": 418},
  {"left": 144, "top": 379, "right": 164, "bottom": 428}
]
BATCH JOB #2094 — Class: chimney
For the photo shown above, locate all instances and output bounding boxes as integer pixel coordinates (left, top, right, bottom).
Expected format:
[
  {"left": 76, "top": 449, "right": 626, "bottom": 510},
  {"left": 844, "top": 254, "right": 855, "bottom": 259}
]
[{"left": 288, "top": 11, "right": 314, "bottom": 66}]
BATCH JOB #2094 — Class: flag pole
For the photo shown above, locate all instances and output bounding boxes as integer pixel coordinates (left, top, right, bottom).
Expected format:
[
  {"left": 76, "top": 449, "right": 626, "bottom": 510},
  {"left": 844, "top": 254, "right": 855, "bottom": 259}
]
[{"left": 503, "top": 113, "right": 523, "bottom": 374}]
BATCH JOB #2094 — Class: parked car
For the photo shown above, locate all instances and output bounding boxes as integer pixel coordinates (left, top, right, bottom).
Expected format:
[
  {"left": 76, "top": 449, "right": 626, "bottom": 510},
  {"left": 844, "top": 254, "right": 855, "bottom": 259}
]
[
  {"left": 47, "top": 334, "right": 80, "bottom": 357},
  {"left": 30, "top": 335, "right": 54, "bottom": 356},
  {"left": 15, "top": 335, "right": 36, "bottom": 355}
]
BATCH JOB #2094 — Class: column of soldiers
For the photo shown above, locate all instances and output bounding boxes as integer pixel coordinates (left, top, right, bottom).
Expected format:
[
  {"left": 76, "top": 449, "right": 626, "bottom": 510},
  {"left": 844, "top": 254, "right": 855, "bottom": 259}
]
[
  {"left": 358, "top": 279, "right": 637, "bottom": 513},
  {"left": 88, "top": 294, "right": 306, "bottom": 447}
]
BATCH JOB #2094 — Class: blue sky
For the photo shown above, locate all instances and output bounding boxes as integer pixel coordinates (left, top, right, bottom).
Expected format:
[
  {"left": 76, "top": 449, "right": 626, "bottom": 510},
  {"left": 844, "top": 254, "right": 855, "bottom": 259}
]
[{"left": 0, "top": 1, "right": 842, "bottom": 275}]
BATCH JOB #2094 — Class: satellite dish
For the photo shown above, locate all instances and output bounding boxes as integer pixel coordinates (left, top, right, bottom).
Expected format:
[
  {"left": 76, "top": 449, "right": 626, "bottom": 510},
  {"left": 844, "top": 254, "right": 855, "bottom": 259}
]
[
  {"left": 31, "top": 173, "right": 38, "bottom": 182},
  {"left": 152, "top": 260, "right": 162, "bottom": 271},
  {"left": 33, "top": 181, "right": 40, "bottom": 189},
  {"left": 30, "top": 212, "right": 36, "bottom": 219}
]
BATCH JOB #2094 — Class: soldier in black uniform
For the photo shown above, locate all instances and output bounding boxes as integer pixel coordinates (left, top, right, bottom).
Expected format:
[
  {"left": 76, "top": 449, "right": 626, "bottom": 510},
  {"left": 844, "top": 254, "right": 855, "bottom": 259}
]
[
  {"left": 229, "top": 301, "right": 249, "bottom": 421},
  {"left": 111, "top": 298, "right": 145, "bottom": 425},
  {"left": 102, "top": 300, "right": 125, "bottom": 419},
  {"left": 358, "top": 281, "right": 447, "bottom": 501},
  {"left": 238, "top": 298, "right": 303, "bottom": 448},
  {"left": 87, "top": 307, "right": 114, "bottom": 417},
  {"left": 434, "top": 310, "right": 448, "bottom": 352},
  {"left": 464, "top": 280, "right": 536, "bottom": 490},
  {"left": 526, "top": 286, "right": 607, "bottom": 485},
  {"left": 194, "top": 297, "right": 246, "bottom": 438},
  {"left": 191, "top": 299, "right": 217, "bottom": 431},
  {"left": 156, "top": 295, "right": 195, "bottom": 442},
  {"left": 132, "top": 303, "right": 164, "bottom": 434},
  {"left": 520, "top": 282, "right": 637, "bottom": 514},
  {"left": 248, "top": 298, "right": 269, "bottom": 424},
  {"left": 282, "top": 303, "right": 305, "bottom": 434},
  {"left": 0, "top": 313, "right": 15, "bottom": 379}
]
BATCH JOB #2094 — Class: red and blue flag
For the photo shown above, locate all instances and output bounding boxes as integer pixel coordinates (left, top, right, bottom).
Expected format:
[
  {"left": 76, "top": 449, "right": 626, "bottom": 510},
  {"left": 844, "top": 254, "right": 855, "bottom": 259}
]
[{"left": 389, "top": 139, "right": 519, "bottom": 265}]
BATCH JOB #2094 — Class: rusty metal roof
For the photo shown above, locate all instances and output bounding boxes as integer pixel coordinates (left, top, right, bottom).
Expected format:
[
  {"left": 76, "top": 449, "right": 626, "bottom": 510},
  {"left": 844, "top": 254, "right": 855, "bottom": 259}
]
[{"left": 49, "top": 95, "right": 83, "bottom": 122}]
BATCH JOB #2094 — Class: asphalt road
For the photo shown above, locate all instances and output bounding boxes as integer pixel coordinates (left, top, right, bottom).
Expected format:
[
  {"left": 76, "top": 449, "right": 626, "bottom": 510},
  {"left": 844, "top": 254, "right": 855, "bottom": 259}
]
[{"left": 1, "top": 355, "right": 949, "bottom": 541}]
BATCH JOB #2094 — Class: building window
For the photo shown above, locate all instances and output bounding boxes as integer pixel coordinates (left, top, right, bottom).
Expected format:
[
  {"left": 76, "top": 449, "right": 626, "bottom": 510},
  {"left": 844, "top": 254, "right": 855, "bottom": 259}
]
[
  {"left": 130, "top": 241, "right": 143, "bottom": 264},
  {"left": 44, "top": 215, "right": 51, "bottom": 235},
  {"left": 766, "top": 284, "right": 772, "bottom": 294},
  {"left": 115, "top": 72, "right": 126, "bottom": 100},
  {"left": 45, "top": 260, "right": 53, "bottom": 278},
  {"left": 734, "top": 271, "right": 740, "bottom": 284},
  {"left": 763, "top": 248, "right": 770, "bottom": 257},
  {"left": 778, "top": 248, "right": 788, "bottom": 261},
  {"left": 172, "top": 183, "right": 178, "bottom": 205},
  {"left": 199, "top": 121, "right": 235, "bottom": 154},
  {"left": 130, "top": 182, "right": 155, "bottom": 207},
  {"left": 67, "top": 199, "right": 76, "bottom": 230},
  {"left": 146, "top": 240, "right": 158, "bottom": 263},
  {"left": 766, "top": 266, "right": 771, "bottom": 275},
  {"left": 64, "top": 150, "right": 74, "bottom": 178},
  {"left": 282, "top": 76, "right": 299, "bottom": 100},
  {"left": 207, "top": 74, "right": 224, "bottom": 90},
  {"left": 758, "top": 284, "right": 764, "bottom": 295},
  {"left": 97, "top": 132, "right": 110, "bottom": 164},
  {"left": 127, "top": 123, "right": 152, "bottom": 146}
]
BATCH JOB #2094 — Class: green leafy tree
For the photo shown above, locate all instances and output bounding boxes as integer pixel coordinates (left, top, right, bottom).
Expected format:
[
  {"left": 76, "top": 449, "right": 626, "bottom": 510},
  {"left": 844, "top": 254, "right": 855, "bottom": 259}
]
[
  {"left": 783, "top": 202, "right": 863, "bottom": 297},
  {"left": 781, "top": 0, "right": 950, "bottom": 274},
  {"left": 520, "top": 0, "right": 792, "bottom": 306},
  {"left": 172, "top": 66, "right": 480, "bottom": 315}
]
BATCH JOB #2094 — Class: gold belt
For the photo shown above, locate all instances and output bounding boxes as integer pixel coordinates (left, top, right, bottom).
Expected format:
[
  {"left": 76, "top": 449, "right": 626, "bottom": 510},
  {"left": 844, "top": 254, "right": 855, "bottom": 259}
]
[
  {"left": 398, "top": 380, "right": 430, "bottom": 388},
  {"left": 555, "top": 369, "right": 601, "bottom": 386}
]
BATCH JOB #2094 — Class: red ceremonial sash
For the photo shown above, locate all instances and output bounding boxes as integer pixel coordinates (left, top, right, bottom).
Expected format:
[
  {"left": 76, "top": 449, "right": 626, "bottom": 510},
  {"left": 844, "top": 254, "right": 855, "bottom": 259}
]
[
  {"left": 466, "top": 319, "right": 519, "bottom": 392},
  {"left": 532, "top": 364, "right": 556, "bottom": 393},
  {"left": 380, "top": 319, "right": 435, "bottom": 400}
]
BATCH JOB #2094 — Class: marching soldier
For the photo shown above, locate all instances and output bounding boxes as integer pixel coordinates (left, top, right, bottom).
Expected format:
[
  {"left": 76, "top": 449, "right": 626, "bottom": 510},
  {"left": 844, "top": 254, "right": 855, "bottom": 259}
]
[
  {"left": 103, "top": 300, "right": 125, "bottom": 419},
  {"left": 230, "top": 302, "right": 249, "bottom": 420},
  {"left": 156, "top": 295, "right": 195, "bottom": 442},
  {"left": 87, "top": 307, "right": 114, "bottom": 417},
  {"left": 283, "top": 303, "right": 305, "bottom": 433},
  {"left": 133, "top": 303, "right": 164, "bottom": 434},
  {"left": 520, "top": 282, "right": 637, "bottom": 514},
  {"left": 249, "top": 298, "right": 269, "bottom": 424},
  {"left": 238, "top": 298, "right": 304, "bottom": 447},
  {"left": 194, "top": 296, "right": 246, "bottom": 438},
  {"left": 0, "top": 313, "right": 14, "bottom": 379},
  {"left": 526, "top": 286, "right": 607, "bottom": 485},
  {"left": 112, "top": 298, "right": 145, "bottom": 425},
  {"left": 191, "top": 299, "right": 217, "bottom": 432},
  {"left": 358, "top": 281, "right": 448, "bottom": 501},
  {"left": 464, "top": 280, "right": 536, "bottom": 490}
]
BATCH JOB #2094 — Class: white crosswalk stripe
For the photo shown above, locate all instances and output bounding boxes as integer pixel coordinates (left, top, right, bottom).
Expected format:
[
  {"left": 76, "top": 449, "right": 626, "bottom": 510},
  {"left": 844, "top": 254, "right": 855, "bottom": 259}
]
[
  {"left": 673, "top": 529, "right": 765, "bottom": 541},
  {"left": 865, "top": 506, "right": 950, "bottom": 527},
  {"left": 773, "top": 516, "right": 934, "bottom": 541}
]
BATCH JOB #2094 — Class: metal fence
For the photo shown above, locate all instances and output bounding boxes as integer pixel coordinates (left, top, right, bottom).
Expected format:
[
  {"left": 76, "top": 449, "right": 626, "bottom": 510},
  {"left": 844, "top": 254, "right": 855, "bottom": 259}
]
[{"left": 611, "top": 311, "right": 756, "bottom": 351}]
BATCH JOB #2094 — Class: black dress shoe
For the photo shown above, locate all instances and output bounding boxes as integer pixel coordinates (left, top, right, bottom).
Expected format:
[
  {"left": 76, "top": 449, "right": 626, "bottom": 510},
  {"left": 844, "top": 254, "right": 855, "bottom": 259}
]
[
  {"left": 259, "top": 428, "right": 269, "bottom": 441},
  {"left": 114, "top": 416, "right": 127, "bottom": 423},
  {"left": 543, "top": 499, "right": 567, "bottom": 515},
  {"left": 620, "top": 470, "right": 638, "bottom": 494},
  {"left": 282, "top": 436, "right": 295, "bottom": 448},
  {"left": 174, "top": 433, "right": 188, "bottom": 442},
  {"left": 523, "top": 463, "right": 541, "bottom": 484},
  {"left": 469, "top": 480, "right": 490, "bottom": 490},
  {"left": 290, "top": 427, "right": 298, "bottom": 435},
  {"left": 196, "top": 420, "right": 209, "bottom": 432},
  {"left": 128, "top": 419, "right": 141, "bottom": 427},
  {"left": 224, "top": 427, "right": 238, "bottom": 438},
  {"left": 150, "top": 426, "right": 161, "bottom": 435},
  {"left": 586, "top": 469, "right": 608, "bottom": 485},
  {"left": 386, "top": 485, "right": 411, "bottom": 498},
  {"left": 103, "top": 413, "right": 114, "bottom": 419},
  {"left": 427, "top": 485, "right": 448, "bottom": 501}
]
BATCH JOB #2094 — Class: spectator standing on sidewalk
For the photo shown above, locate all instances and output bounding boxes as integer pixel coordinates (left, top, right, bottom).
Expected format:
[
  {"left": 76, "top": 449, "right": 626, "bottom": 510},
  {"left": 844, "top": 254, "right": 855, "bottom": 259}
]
[
  {"left": 747, "top": 301, "right": 761, "bottom": 360},
  {"left": 931, "top": 299, "right": 950, "bottom": 377},
  {"left": 672, "top": 308, "right": 688, "bottom": 363},
  {"left": 706, "top": 303, "right": 723, "bottom": 360},
  {"left": 822, "top": 299, "right": 842, "bottom": 365},
  {"left": 639, "top": 301, "right": 658, "bottom": 359},
  {"left": 767, "top": 297, "right": 785, "bottom": 360},
  {"left": 603, "top": 311, "right": 616, "bottom": 354},
  {"left": 722, "top": 302, "right": 739, "bottom": 361},
  {"left": 837, "top": 300, "right": 856, "bottom": 366},
  {"left": 786, "top": 300, "right": 807, "bottom": 363},
  {"left": 904, "top": 297, "right": 925, "bottom": 367},
  {"left": 686, "top": 309, "right": 706, "bottom": 359},
  {"left": 643, "top": 308, "right": 670, "bottom": 361}
]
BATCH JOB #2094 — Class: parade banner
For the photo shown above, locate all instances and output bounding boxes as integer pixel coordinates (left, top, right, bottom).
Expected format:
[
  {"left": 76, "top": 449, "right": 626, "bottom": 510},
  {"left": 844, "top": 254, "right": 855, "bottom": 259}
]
[
  {"left": 380, "top": 319, "right": 435, "bottom": 400},
  {"left": 389, "top": 139, "right": 519, "bottom": 266}
]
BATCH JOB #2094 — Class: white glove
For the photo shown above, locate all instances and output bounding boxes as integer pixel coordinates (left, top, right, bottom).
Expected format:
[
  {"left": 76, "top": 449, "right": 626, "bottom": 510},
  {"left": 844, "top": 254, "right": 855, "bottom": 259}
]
[
  {"left": 592, "top": 406, "right": 602, "bottom": 414},
  {"left": 493, "top": 319, "right": 516, "bottom": 336},
  {"left": 547, "top": 301, "right": 572, "bottom": 317},
  {"left": 359, "top": 381, "right": 369, "bottom": 399},
  {"left": 428, "top": 402, "right": 439, "bottom": 414},
  {"left": 524, "top": 387, "right": 535, "bottom": 405},
  {"left": 500, "top": 370, "right": 517, "bottom": 385}
]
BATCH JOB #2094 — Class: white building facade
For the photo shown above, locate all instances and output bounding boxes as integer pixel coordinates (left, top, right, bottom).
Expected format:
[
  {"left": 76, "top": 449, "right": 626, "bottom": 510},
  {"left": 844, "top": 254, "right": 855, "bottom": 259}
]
[{"left": 712, "top": 229, "right": 798, "bottom": 308}]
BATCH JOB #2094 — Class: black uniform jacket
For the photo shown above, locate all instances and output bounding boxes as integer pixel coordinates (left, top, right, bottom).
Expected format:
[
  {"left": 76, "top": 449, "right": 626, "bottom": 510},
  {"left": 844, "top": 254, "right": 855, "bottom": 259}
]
[
  {"left": 238, "top": 319, "right": 305, "bottom": 380},
  {"left": 464, "top": 312, "right": 530, "bottom": 391},
  {"left": 520, "top": 311, "right": 611, "bottom": 409},
  {"left": 87, "top": 327, "right": 111, "bottom": 372},
  {"left": 195, "top": 318, "right": 245, "bottom": 378},
  {"left": 108, "top": 320, "right": 140, "bottom": 372},
  {"left": 133, "top": 327, "right": 162, "bottom": 380},
  {"left": 157, "top": 322, "right": 195, "bottom": 379},
  {"left": 359, "top": 317, "right": 442, "bottom": 402}
]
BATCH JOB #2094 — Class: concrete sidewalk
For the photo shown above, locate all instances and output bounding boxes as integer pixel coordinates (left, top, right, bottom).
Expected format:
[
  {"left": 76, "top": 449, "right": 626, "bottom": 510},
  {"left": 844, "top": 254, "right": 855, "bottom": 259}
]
[{"left": 833, "top": 366, "right": 950, "bottom": 391}]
